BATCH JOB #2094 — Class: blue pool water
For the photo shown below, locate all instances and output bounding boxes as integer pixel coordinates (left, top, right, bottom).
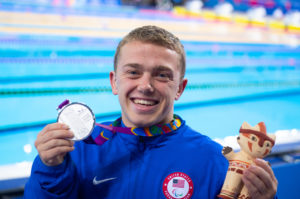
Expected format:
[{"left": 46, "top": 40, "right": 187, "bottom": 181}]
[
  {"left": 1, "top": 93, "right": 300, "bottom": 166},
  {"left": 1, "top": 34, "right": 300, "bottom": 166},
  {"left": 0, "top": 3, "right": 300, "bottom": 198}
]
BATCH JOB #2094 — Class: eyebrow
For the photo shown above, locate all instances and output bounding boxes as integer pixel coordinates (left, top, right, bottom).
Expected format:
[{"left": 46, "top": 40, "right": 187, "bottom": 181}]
[
  {"left": 156, "top": 65, "right": 171, "bottom": 70},
  {"left": 123, "top": 63, "right": 141, "bottom": 69},
  {"left": 153, "top": 65, "right": 173, "bottom": 73},
  {"left": 122, "top": 64, "right": 173, "bottom": 72}
]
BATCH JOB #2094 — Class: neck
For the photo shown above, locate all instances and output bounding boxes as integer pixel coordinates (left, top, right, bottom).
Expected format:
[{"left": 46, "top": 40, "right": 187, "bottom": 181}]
[{"left": 121, "top": 117, "right": 174, "bottom": 128}]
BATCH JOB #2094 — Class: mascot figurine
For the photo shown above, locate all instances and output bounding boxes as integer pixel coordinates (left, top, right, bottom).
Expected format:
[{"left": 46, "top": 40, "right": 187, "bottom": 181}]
[{"left": 218, "top": 122, "right": 276, "bottom": 199}]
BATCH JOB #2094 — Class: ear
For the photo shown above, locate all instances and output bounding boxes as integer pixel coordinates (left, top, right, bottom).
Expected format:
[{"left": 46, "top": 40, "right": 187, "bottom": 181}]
[
  {"left": 110, "top": 71, "right": 118, "bottom": 95},
  {"left": 241, "top": 121, "right": 252, "bottom": 130},
  {"left": 175, "top": 78, "right": 188, "bottom": 100}
]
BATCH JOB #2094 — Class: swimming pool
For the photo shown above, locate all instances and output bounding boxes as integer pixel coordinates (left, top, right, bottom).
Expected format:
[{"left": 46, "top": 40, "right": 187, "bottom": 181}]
[
  {"left": 0, "top": 4, "right": 300, "bottom": 197},
  {"left": 1, "top": 33, "right": 299, "bottom": 164}
]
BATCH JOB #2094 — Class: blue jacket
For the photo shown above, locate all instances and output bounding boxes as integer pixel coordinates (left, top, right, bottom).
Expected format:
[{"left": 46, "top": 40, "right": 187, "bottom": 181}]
[{"left": 25, "top": 118, "right": 228, "bottom": 198}]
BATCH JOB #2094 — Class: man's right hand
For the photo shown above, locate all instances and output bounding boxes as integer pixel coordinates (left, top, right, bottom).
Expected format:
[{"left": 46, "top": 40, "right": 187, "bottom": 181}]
[{"left": 35, "top": 123, "right": 75, "bottom": 166}]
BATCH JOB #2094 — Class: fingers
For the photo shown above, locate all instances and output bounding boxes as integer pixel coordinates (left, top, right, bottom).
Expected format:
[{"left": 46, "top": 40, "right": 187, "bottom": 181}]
[
  {"left": 243, "top": 166, "right": 267, "bottom": 196},
  {"left": 35, "top": 123, "right": 75, "bottom": 166},
  {"left": 37, "top": 138, "right": 74, "bottom": 152},
  {"left": 36, "top": 123, "right": 73, "bottom": 144},
  {"left": 37, "top": 129, "right": 74, "bottom": 145},
  {"left": 242, "top": 159, "right": 278, "bottom": 199},
  {"left": 41, "top": 123, "right": 70, "bottom": 133},
  {"left": 255, "top": 158, "right": 277, "bottom": 183},
  {"left": 40, "top": 145, "right": 75, "bottom": 165}
]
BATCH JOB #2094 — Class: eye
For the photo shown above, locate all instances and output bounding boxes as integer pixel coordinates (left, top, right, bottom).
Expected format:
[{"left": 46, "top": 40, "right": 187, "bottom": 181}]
[
  {"left": 129, "top": 70, "right": 137, "bottom": 75},
  {"left": 126, "top": 70, "right": 140, "bottom": 78},
  {"left": 156, "top": 72, "right": 171, "bottom": 81},
  {"left": 265, "top": 142, "right": 271, "bottom": 147},
  {"left": 251, "top": 136, "right": 257, "bottom": 142},
  {"left": 159, "top": 73, "right": 168, "bottom": 78}
]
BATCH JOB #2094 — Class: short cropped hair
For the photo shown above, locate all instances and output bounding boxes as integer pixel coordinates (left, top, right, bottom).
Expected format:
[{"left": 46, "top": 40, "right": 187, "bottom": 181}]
[{"left": 113, "top": 25, "right": 186, "bottom": 79}]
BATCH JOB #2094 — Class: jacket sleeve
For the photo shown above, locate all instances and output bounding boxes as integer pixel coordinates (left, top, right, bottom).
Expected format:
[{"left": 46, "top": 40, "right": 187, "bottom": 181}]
[{"left": 24, "top": 154, "right": 79, "bottom": 199}]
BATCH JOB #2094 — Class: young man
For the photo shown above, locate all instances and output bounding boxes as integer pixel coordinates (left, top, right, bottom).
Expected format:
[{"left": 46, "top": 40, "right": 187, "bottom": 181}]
[{"left": 24, "top": 26, "right": 277, "bottom": 198}]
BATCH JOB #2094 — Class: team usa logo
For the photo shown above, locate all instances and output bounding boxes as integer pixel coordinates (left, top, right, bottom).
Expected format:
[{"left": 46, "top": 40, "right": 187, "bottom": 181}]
[{"left": 163, "top": 172, "right": 194, "bottom": 199}]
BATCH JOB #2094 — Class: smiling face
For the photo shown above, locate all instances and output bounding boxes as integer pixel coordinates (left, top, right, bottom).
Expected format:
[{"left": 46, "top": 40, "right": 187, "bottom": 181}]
[{"left": 110, "top": 40, "right": 187, "bottom": 127}]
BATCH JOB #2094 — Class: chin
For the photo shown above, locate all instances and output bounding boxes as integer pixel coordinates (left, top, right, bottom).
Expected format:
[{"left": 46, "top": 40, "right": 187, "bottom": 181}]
[
  {"left": 129, "top": 116, "right": 160, "bottom": 127},
  {"left": 132, "top": 120, "right": 155, "bottom": 128}
]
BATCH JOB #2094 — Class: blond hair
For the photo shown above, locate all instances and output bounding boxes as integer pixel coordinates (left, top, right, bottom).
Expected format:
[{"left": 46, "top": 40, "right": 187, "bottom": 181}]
[{"left": 113, "top": 25, "right": 186, "bottom": 79}]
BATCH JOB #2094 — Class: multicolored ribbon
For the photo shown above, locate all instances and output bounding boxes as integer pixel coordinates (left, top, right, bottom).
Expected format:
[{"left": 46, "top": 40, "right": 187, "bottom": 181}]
[
  {"left": 85, "top": 115, "right": 183, "bottom": 146},
  {"left": 57, "top": 99, "right": 183, "bottom": 146}
]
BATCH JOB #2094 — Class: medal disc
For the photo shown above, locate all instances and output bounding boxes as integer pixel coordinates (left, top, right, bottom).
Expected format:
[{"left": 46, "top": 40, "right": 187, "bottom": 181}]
[{"left": 57, "top": 102, "right": 95, "bottom": 141}]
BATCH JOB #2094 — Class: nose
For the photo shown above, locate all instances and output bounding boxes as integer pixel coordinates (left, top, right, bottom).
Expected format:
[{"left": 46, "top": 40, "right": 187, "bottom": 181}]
[{"left": 137, "top": 74, "right": 154, "bottom": 94}]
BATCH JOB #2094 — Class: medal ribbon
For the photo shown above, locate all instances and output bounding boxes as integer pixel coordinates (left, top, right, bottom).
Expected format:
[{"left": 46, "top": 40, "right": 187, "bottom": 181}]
[
  {"left": 85, "top": 115, "right": 182, "bottom": 146},
  {"left": 57, "top": 100, "right": 182, "bottom": 146}
]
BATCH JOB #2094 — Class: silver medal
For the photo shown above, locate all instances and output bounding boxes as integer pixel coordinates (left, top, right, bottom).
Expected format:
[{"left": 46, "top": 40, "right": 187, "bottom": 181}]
[{"left": 57, "top": 102, "right": 95, "bottom": 141}]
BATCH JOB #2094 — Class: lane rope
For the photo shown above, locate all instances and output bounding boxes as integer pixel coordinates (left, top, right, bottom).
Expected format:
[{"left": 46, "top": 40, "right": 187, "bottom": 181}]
[{"left": 1, "top": 80, "right": 300, "bottom": 96}]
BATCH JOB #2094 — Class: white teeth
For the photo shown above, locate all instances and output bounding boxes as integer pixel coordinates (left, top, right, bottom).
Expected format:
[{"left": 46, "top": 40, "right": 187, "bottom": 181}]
[{"left": 133, "top": 99, "right": 156, "bottom": 106}]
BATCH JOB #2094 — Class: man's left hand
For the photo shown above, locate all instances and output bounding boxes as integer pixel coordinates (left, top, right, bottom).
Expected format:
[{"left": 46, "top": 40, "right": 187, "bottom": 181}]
[{"left": 242, "top": 158, "right": 278, "bottom": 199}]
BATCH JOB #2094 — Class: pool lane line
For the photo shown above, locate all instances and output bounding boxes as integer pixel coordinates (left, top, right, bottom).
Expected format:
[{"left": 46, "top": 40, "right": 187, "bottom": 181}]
[
  {"left": 186, "top": 81, "right": 300, "bottom": 90},
  {"left": 0, "top": 73, "right": 110, "bottom": 84},
  {"left": 174, "top": 89, "right": 300, "bottom": 110},
  {"left": 0, "top": 111, "right": 121, "bottom": 133},
  {"left": 0, "top": 87, "right": 112, "bottom": 96},
  {"left": 1, "top": 67, "right": 299, "bottom": 84},
  {"left": 0, "top": 57, "right": 113, "bottom": 63},
  {"left": 1, "top": 49, "right": 299, "bottom": 58},
  {"left": 1, "top": 89, "right": 300, "bottom": 133},
  {"left": 1, "top": 80, "right": 300, "bottom": 96},
  {"left": 1, "top": 37, "right": 299, "bottom": 52}
]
